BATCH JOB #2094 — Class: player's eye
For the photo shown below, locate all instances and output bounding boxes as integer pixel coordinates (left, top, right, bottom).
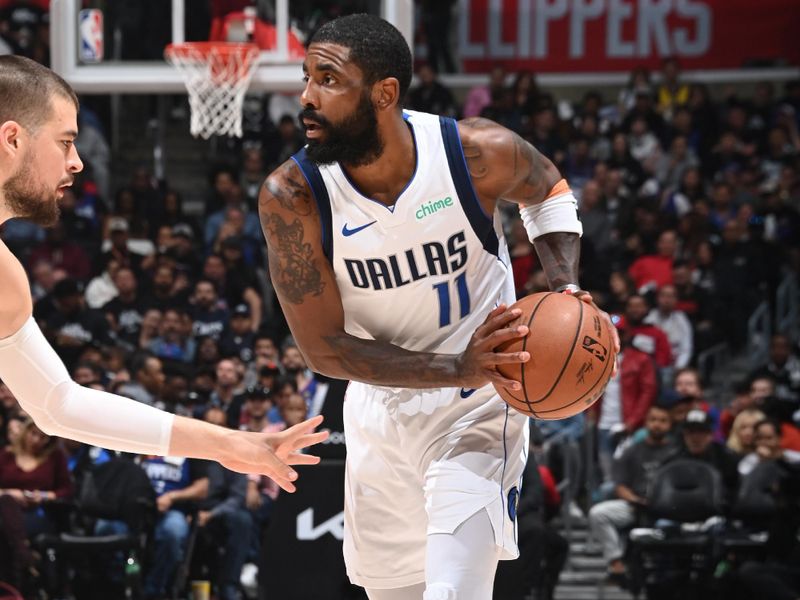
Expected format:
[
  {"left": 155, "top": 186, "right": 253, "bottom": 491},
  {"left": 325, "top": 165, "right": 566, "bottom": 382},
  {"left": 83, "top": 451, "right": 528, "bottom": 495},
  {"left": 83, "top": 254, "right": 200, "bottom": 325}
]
[
  {"left": 323, "top": 75, "right": 335, "bottom": 86},
  {"left": 62, "top": 140, "right": 73, "bottom": 149},
  {"left": 301, "top": 74, "right": 309, "bottom": 83}
]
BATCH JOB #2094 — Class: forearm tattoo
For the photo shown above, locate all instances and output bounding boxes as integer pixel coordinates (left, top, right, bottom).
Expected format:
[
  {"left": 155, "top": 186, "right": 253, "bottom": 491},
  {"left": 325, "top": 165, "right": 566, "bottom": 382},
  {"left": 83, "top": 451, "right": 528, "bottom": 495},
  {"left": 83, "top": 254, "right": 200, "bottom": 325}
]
[{"left": 533, "top": 232, "right": 581, "bottom": 290}]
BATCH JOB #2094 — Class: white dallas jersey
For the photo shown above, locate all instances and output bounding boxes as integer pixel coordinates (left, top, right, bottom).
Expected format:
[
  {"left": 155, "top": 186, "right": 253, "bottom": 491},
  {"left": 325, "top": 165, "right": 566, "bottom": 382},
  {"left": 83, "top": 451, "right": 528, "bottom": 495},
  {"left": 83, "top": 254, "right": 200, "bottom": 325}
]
[{"left": 292, "top": 110, "right": 516, "bottom": 355}]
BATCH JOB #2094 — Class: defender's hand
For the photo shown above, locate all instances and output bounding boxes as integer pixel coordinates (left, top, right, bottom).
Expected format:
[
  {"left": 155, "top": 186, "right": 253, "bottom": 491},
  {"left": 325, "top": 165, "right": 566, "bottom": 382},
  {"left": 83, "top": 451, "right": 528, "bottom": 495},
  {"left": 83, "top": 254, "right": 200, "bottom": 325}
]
[
  {"left": 218, "top": 415, "right": 329, "bottom": 493},
  {"left": 456, "top": 304, "right": 530, "bottom": 391}
]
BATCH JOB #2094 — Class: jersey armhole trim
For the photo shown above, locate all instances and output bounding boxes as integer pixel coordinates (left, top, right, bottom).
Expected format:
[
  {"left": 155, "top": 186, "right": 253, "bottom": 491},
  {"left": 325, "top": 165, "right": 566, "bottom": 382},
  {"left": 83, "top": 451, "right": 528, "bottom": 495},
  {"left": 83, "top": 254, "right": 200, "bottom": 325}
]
[
  {"left": 290, "top": 149, "right": 334, "bottom": 263},
  {"left": 439, "top": 117, "right": 499, "bottom": 256}
]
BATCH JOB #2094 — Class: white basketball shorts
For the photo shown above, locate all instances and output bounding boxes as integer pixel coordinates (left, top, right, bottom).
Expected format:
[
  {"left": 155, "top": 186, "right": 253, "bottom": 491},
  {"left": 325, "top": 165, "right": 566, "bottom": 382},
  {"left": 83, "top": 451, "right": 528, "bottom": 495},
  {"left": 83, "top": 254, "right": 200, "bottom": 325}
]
[{"left": 342, "top": 381, "right": 529, "bottom": 589}]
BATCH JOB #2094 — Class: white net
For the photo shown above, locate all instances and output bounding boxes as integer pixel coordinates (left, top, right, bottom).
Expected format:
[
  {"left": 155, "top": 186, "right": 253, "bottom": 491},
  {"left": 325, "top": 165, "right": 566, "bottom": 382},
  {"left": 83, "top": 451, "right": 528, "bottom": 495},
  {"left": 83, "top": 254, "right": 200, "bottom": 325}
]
[{"left": 165, "top": 43, "right": 260, "bottom": 139}]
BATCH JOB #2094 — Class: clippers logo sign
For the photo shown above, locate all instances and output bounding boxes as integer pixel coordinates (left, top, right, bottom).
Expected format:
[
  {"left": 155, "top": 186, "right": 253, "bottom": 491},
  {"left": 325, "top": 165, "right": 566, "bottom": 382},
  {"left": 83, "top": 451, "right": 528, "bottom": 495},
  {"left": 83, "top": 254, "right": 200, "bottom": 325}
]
[{"left": 79, "top": 9, "right": 104, "bottom": 63}]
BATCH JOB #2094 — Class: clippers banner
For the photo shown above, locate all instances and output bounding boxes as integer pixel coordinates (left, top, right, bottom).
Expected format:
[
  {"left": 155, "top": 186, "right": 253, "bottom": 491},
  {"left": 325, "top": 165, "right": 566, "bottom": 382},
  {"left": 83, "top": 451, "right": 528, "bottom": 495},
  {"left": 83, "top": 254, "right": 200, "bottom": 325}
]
[{"left": 457, "top": 0, "right": 800, "bottom": 72}]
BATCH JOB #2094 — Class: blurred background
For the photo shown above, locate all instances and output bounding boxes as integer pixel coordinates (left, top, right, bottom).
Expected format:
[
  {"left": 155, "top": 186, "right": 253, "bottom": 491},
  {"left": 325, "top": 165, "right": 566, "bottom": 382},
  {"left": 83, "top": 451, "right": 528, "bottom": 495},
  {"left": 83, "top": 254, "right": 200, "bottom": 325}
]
[{"left": 0, "top": 1, "right": 798, "bottom": 599}]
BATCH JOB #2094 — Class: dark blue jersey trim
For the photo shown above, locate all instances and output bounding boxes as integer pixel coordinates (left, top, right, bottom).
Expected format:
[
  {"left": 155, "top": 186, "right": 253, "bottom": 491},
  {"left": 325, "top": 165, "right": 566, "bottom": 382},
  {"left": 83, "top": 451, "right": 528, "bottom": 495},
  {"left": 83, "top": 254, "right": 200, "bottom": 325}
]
[
  {"left": 291, "top": 148, "right": 333, "bottom": 263},
  {"left": 439, "top": 117, "right": 499, "bottom": 256}
]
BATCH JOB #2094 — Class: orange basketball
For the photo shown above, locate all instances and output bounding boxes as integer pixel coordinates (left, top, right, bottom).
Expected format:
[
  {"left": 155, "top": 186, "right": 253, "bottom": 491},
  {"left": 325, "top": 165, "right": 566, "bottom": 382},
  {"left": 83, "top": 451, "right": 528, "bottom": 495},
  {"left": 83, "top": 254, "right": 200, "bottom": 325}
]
[{"left": 495, "top": 292, "right": 616, "bottom": 420}]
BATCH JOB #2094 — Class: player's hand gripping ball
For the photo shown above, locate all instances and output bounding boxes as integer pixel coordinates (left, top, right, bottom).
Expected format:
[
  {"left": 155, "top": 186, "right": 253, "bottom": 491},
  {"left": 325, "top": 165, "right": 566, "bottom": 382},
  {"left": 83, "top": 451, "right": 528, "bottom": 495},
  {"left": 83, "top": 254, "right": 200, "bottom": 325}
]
[{"left": 494, "top": 292, "right": 617, "bottom": 419}]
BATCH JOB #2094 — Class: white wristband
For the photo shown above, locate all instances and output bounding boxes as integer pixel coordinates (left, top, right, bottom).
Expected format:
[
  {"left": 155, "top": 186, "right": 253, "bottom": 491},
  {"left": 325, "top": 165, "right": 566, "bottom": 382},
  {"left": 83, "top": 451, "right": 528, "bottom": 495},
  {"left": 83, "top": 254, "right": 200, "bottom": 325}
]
[
  {"left": 519, "top": 190, "right": 583, "bottom": 242},
  {"left": 0, "top": 317, "right": 173, "bottom": 456}
]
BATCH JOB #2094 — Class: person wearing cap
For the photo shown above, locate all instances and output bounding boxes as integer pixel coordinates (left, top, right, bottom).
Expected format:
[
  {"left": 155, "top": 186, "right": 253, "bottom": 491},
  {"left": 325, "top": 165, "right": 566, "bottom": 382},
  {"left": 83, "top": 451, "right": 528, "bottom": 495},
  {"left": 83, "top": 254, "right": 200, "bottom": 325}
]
[
  {"left": 168, "top": 222, "right": 202, "bottom": 279},
  {"left": 97, "top": 215, "right": 146, "bottom": 277},
  {"left": 220, "top": 303, "right": 256, "bottom": 363},
  {"left": 668, "top": 408, "right": 740, "bottom": 504}
]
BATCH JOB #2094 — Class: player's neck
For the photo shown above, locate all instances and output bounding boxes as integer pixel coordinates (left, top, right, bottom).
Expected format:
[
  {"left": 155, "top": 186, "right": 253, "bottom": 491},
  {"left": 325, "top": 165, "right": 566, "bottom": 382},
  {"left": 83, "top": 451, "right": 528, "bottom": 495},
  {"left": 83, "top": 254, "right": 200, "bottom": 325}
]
[
  {"left": 340, "top": 116, "right": 415, "bottom": 207},
  {"left": 0, "top": 196, "right": 11, "bottom": 225}
]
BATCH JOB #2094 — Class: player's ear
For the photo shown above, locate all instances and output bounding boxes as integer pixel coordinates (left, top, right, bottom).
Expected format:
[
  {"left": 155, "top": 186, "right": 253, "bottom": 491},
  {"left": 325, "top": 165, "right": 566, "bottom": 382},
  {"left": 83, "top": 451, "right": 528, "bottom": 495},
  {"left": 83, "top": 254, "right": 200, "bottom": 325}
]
[
  {"left": 0, "top": 121, "right": 24, "bottom": 157},
  {"left": 373, "top": 77, "right": 400, "bottom": 112}
]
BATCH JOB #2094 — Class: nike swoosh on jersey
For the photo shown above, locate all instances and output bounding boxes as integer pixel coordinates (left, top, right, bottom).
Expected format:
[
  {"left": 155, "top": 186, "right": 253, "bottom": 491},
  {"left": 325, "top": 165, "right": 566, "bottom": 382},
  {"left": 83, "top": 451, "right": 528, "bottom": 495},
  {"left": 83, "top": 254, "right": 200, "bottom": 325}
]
[
  {"left": 342, "top": 220, "right": 377, "bottom": 236},
  {"left": 459, "top": 388, "right": 477, "bottom": 398}
]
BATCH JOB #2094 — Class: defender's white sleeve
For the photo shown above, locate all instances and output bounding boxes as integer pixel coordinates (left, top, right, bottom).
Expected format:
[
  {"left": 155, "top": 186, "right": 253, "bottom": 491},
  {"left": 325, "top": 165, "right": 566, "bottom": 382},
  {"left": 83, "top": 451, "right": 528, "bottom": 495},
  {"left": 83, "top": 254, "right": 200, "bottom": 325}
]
[{"left": 0, "top": 317, "right": 173, "bottom": 455}]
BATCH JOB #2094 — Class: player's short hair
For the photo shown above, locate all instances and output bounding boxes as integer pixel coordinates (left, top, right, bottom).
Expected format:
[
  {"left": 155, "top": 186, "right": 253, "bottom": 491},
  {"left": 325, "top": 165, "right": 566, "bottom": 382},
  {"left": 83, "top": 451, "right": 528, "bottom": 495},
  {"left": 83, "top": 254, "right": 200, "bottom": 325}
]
[
  {"left": 0, "top": 55, "right": 79, "bottom": 133},
  {"left": 310, "top": 14, "right": 412, "bottom": 102}
]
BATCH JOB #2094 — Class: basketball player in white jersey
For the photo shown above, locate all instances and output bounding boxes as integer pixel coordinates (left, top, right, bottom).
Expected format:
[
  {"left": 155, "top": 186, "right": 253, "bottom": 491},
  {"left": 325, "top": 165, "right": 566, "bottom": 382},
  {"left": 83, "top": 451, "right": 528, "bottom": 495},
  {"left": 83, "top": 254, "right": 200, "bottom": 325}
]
[
  {"left": 258, "top": 14, "right": 619, "bottom": 600},
  {"left": 0, "top": 55, "right": 328, "bottom": 491}
]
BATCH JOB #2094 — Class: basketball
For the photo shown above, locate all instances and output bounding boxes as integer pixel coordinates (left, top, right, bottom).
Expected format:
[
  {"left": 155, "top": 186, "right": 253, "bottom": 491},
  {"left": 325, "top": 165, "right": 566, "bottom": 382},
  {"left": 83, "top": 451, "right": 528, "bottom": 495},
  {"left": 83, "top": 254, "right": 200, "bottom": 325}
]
[{"left": 495, "top": 292, "right": 616, "bottom": 420}]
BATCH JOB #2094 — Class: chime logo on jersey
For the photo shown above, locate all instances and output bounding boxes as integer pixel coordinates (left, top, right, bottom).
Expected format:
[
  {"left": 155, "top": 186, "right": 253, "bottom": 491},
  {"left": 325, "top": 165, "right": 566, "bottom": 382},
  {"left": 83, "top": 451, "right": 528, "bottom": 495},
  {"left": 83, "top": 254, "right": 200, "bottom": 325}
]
[
  {"left": 343, "top": 230, "right": 468, "bottom": 291},
  {"left": 415, "top": 196, "right": 455, "bottom": 220}
]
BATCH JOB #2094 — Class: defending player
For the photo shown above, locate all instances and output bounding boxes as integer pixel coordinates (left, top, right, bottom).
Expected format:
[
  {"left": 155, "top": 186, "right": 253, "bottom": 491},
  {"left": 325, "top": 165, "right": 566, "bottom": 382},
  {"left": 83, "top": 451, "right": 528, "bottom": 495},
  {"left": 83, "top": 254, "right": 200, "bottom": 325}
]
[
  {"left": 258, "top": 14, "right": 619, "bottom": 600},
  {"left": 0, "top": 55, "right": 328, "bottom": 491}
]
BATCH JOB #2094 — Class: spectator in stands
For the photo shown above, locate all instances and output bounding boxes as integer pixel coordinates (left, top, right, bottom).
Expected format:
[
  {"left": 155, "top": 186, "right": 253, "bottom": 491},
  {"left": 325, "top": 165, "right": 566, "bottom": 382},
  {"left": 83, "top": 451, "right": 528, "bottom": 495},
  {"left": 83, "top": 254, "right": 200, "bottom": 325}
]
[
  {"left": 624, "top": 294, "right": 673, "bottom": 370},
  {"left": 511, "top": 71, "right": 540, "bottom": 120},
  {"left": 208, "top": 358, "right": 245, "bottom": 428},
  {"left": 240, "top": 147, "right": 266, "bottom": 208},
  {"left": 73, "top": 361, "right": 103, "bottom": 386},
  {"left": 628, "top": 229, "right": 678, "bottom": 293},
  {"left": 28, "top": 221, "right": 92, "bottom": 282},
  {"left": 588, "top": 404, "right": 674, "bottom": 583},
  {"left": 202, "top": 254, "right": 262, "bottom": 329},
  {"left": 738, "top": 418, "right": 800, "bottom": 477},
  {"left": 145, "top": 264, "right": 188, "bottom": 311},
  {"left": 149, "top": 307, "right": 197, "bottom": 364},
  {"left": 656, "top": 134, "right": 699, "bottom": 190},
  {"left": 669, "top": 409, "right": 740, "bottom": 504},
  {"left": 727, "top": 408, "right": 766, "bottom": 458},
  {"left": 280, "top": 337, "right": 315, "bottom": 406},
  {"left": 197, "top": 407, "right": 251, "bottom": 600},
  {"left": 645, "top": 284, "right": 694, "bottom": 369},
  {"left": 42, "top": 278, "right": 112, "bottom": 372},
  {"left": 139, "top": 450, "right": 209, "bottom": 600},
  {"left": 189, "top": 279, "right": 229, "bottom": 341},
  {"left": 749, "top": 334, "right": 800, "bottom": 404},
  {"left": 617, "top": 67, "right": 652, "bottom": 115},
  {"left": 578, "top": 179, "right": 612, "bottom": 256},
  {"left": 138, "top": 308, "right": 163, "bottom": 351},
  {"left": 85, "top": 256, "right": 120, "bottom": 309},
  {"left": 593, "top": 319, "right": 659, "bottom": 481},
  {"left": 408, "top": 64, "right": 458, "bottom": 118},
  {"left": 526, "top": 106, "right": 566, "bottom": 165},
  {"left": 656, "top": 57, "right": 690, "bottom": 120},
  {"left": 98, "top": 217, "right": 149, "bottom": 278},
  {"left": 204, "top": 191, "right": 260, "bottom": 253},
  {"left": 673, "top": 367, "right": 722, "bottom": 437},
  {"left": 168, "top": 223, "right": 202, "bottom": 280},
  {"left": 220, "top": 304, "right": 256, "bottom": 363},
  {"left": 462, "top": 64, "right": 505, "bottom": 118},
  {"left": 103, "top": 267, "right": 146, "bottom": 348},
  {"left": 116, "top": 353, "right": 165, "bottom": 408},
  {"left": 0, "top": 418, "right": 73, "bottom": 591}
]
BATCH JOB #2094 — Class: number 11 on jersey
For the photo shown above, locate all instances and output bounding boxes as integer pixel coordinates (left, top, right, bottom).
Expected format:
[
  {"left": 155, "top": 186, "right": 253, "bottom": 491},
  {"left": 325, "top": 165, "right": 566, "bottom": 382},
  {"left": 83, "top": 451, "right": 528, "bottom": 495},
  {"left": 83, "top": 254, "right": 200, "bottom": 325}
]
[{"left": 433, "top": 272, "right": 471, "bottom": 328}]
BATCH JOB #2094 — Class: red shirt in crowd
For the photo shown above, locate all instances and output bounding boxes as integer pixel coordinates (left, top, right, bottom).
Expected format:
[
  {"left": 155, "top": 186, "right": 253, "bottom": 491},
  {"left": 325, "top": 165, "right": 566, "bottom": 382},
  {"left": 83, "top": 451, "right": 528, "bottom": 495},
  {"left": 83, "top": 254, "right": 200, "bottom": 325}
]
[{"left": 628, "top": 255, "right": 673, "bottom": 291}]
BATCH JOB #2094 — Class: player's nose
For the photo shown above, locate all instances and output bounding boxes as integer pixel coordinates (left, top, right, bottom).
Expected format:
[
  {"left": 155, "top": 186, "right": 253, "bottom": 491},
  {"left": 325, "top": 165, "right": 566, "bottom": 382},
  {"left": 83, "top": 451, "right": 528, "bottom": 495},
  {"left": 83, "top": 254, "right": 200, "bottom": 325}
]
[
  {"left": 68, "top": 144, "right": 84, "bottom": 174},
  {"left": 300, "top": 81, "right": 319, "bottom": 110}
]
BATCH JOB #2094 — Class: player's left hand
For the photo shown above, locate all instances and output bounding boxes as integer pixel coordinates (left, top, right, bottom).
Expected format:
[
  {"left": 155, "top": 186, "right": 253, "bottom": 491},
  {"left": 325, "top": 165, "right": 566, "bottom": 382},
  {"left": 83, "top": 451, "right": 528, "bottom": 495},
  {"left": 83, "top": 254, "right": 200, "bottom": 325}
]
[
  {"left": 569, "top": 290, "right": 621, "bottom": 377},
  {"left": 218, "top": 415, "right": 329, "bottom": 493}
]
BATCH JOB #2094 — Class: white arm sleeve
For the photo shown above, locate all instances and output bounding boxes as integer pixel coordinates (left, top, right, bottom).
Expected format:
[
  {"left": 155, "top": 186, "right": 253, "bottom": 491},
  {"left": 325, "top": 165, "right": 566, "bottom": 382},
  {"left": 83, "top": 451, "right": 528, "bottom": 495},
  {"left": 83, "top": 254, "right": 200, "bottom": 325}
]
[
  {"left": 0, "top": 316, "right": 173, "bottom": 455},
  {"left": 519, "top": 191, "right": 583, "bottom": 242}
]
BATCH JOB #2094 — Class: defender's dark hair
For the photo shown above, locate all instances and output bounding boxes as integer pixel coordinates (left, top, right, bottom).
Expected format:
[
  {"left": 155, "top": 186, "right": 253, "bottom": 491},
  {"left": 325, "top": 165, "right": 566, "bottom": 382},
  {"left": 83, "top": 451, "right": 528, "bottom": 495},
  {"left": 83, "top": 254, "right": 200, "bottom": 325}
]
[
  {"left": 310, "top": 14, "right": 412, "bottom": 102},
  {"left": 0, "top": 55, "right": 79, "bottom": 132}
]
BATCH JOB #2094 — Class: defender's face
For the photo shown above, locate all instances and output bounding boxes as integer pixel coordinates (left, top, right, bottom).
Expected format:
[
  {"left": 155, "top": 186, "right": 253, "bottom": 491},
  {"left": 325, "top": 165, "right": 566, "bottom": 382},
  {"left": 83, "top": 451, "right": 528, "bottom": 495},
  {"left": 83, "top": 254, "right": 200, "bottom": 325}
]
[{"left": 3, "top": 96, "right": 83, "bottom": 225}]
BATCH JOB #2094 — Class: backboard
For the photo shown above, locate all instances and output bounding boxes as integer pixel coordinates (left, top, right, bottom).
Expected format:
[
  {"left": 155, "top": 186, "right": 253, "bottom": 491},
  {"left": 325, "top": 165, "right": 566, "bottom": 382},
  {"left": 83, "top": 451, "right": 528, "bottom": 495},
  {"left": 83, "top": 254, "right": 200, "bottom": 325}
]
[{"left": 51, "top": 0, "right": 413, "bottom": 94}]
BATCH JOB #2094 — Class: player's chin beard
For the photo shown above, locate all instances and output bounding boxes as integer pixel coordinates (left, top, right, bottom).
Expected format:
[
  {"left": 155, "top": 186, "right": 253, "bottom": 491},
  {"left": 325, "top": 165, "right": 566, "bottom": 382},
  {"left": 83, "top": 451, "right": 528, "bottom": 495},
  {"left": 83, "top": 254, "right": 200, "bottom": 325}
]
[
  {"left": 303, "top": 93, "right": 384, "bottom": 167},
  {"left": 2, "top": 160, "right": 60, "bottom": 226}
]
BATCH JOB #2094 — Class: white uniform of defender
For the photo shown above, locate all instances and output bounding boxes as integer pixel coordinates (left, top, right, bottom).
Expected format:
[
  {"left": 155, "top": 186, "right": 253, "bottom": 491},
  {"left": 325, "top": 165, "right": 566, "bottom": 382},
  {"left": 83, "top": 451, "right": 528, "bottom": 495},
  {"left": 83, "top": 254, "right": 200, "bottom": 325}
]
[{"left": 292, "top": 110, "right": 529, "bottom": 590}]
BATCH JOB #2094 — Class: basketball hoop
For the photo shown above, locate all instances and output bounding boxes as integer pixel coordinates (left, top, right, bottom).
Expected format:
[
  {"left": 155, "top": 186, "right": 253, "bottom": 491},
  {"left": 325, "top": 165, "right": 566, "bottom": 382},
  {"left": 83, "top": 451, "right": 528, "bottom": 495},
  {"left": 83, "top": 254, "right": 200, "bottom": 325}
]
[{"left": 165, "top": 42, "right": 260, "bottom": 139}]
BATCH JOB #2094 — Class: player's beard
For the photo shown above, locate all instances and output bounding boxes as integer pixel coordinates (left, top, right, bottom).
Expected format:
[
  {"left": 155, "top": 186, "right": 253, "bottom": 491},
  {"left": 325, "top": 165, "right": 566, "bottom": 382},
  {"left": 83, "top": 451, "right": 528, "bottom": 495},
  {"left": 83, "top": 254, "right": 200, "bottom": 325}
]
[
  {"left": 2, "top": 151, "right": 60, "bottom": 226},
  {"left": 301, "top": 91, "right": 384, "bottom": 167}
]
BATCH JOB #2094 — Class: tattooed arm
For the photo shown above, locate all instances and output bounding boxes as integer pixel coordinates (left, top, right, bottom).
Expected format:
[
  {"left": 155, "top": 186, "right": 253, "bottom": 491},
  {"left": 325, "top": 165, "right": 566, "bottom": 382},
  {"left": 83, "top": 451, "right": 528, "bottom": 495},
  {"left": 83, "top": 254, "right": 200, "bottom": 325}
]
[
  {"left": 457, "top": 117, "right": 580, "bottom": 290},
  {"left": 258, "top": 160, "right": 527, "bottom": 390}
]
